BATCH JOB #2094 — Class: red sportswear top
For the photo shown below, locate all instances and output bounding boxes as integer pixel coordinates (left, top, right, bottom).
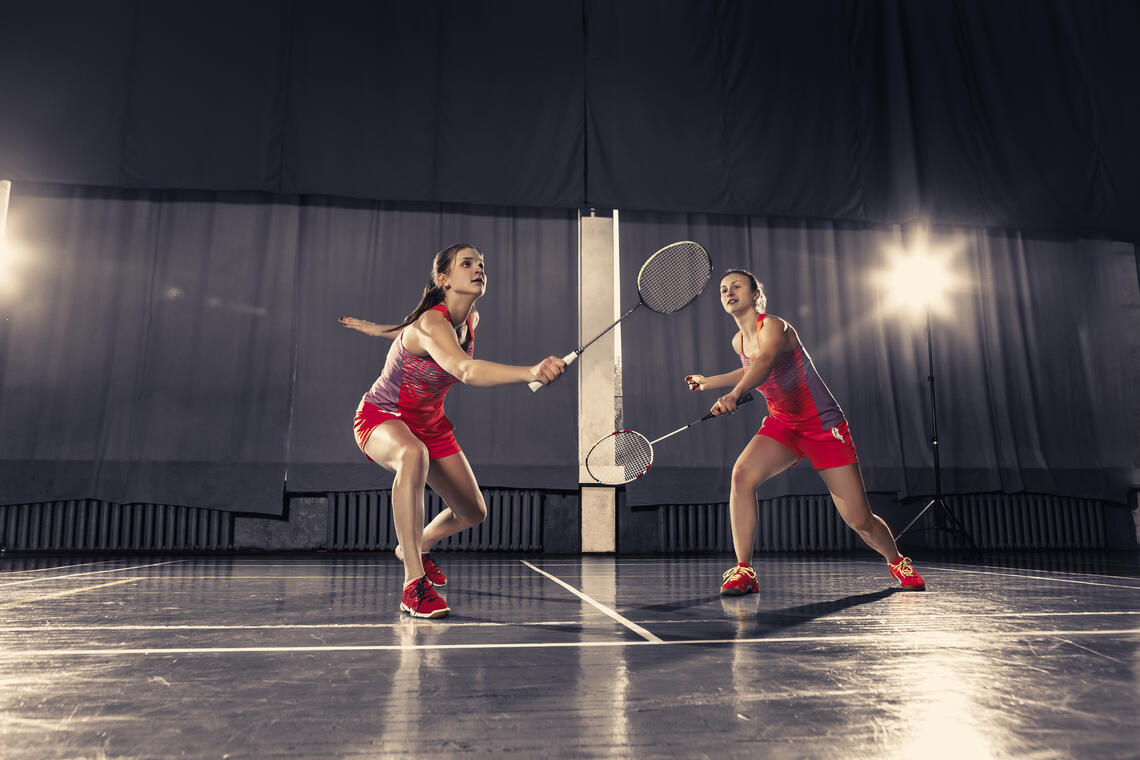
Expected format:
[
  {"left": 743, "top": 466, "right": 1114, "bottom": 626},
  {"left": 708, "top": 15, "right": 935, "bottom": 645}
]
[
  {"left": 738, "top": 314, "right": 844, "bottom": 431},
  {"left": 362, "top": 303, "right": 474, "bottom": 433}
]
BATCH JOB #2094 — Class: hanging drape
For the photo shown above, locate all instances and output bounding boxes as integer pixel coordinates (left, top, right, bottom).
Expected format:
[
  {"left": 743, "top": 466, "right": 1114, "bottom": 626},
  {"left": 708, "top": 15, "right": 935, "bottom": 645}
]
[
  {"left": 0, "top": 184, "right": 578, "bottom": 513},
  {"left": 617, "top": 212, "right": 1134, "bottom": 506},
  {"left": 1, "top": 1, "right": 1138, "bottom": 239}
]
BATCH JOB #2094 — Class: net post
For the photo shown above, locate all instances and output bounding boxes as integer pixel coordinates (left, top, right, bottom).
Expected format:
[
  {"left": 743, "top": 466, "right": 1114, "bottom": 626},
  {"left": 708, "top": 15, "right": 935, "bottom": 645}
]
[{"left": 578, "top": 209, "right": 621, "bottom": 552}]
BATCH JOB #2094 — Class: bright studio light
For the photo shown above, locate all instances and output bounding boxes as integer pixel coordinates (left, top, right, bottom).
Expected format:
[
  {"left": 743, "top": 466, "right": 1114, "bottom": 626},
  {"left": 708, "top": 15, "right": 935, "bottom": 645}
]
[
  {"left": 876, "top": 230, "right": 964, "bottom": 318},
  {"left": 0, "top": 237, "right": 31, "bottom": 300}
]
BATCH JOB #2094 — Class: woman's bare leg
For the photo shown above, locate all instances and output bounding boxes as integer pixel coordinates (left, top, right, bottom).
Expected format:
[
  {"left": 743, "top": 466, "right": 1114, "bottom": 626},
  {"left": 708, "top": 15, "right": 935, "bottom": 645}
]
[
  {"left": 729, "top": 434, "right": 799, "bottom": 565},
  {"left": 419, "top": 451, "right": 487, "bottom": 551},
  {"left": 817, "top": 463, "right": 901, "bottom": 562},
  {"left": 363, "top": 422, "right": 430, "bottom": 585}
]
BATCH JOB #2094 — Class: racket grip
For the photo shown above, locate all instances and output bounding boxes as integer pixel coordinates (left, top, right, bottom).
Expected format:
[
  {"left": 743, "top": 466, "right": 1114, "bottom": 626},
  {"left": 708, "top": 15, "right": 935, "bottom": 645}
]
[
  {"left": 528, "top": 351, "right": 580, "bottom": 392},
  {"left": 698, "top": 391, "right": 756, "bottom": 421}
]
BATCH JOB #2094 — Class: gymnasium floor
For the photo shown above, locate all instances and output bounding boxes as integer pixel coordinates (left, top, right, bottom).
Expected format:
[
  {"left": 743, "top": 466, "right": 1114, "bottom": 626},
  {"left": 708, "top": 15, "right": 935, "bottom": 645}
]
[{"left": 1, "top": 552, "right": 1138, "bottom": 759}]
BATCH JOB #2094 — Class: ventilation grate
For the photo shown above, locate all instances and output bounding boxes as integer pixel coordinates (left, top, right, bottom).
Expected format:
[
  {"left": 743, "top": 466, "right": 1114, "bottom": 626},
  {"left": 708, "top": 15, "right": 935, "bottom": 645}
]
[
  {"left": 328, "top": 488, "right": 544, "bottom": 551},
  {"left": 661, "top": 495, "right": 855, "bottom": 553},
  {"left": 0, "top": 500, "right": 234, "bottom": 551}
]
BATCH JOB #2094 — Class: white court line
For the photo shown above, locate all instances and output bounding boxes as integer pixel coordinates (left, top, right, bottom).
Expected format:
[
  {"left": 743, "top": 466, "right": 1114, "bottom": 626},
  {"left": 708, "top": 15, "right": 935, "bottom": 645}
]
[
  {"left": 3, "top": 609, "right": 1137, "bottom": 634},
  {"left": 895, "top": 562, "right": 1140, "bottom": 591},
  {"left": 1, "top": 609, "right": 1138, "bottom": 634},
  {"left": 2, "top": 628, "right": 1137, "bottom": 657},
  {"left": 0, "top": 620, "right": 596, "bottom": 632},
  {"left": 0, "top": 560, "right": 183, "bottom": 588},
  {"left": 0, "top": 560, "right": 113, "bottom": 575},
  {"left": 0, "top": 579, "right": 143, "bottom": 608},
  {"left": 942, "top": 561, "right": 1140, "bottom": 583},
  {"left": 521, "top": 560, "right": 663, "bottom": 642}
]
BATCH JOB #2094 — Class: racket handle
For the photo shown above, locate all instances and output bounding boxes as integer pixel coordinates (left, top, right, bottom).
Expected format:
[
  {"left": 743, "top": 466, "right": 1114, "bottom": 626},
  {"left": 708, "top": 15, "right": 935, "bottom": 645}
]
[
  {"left": 698, "top": 391, "right": 755, "bottom": 421},
  {"left": 528, "top": 351, "right": 580, "bottom": 392}
]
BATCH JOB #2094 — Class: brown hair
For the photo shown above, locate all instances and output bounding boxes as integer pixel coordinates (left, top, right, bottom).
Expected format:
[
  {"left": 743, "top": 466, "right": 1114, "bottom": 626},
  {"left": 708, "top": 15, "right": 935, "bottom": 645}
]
[
  {"left": 396, "top": 243, "right": 481, "bottom": 330},
  {"left": 722, "top": 268, "right": 767, "bottom": 313}
]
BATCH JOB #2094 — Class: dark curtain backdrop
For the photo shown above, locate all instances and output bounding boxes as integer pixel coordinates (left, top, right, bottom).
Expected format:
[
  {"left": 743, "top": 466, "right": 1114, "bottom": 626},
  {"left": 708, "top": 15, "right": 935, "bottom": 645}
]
[
  {"left": 0, "top": 185, "right": 577, "bottom": 513},
  {"left": 0, "top": 0, "right": 586, "bottom": 208},
  {"left": 617, "top": 213, "right": 1135, "bottom": 506},
  {"left": 2, "top": 1, "right": 1138, "bottom": 240}
]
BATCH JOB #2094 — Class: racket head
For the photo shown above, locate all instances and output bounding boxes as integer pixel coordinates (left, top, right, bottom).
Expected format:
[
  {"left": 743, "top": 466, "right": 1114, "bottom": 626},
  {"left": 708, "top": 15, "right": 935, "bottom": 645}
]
[
  {"left": 636, "top": 241, "right": 712, "bottom": 314},
  {"left": 585, "top": 430, "right": 654, "bottom": 485}
]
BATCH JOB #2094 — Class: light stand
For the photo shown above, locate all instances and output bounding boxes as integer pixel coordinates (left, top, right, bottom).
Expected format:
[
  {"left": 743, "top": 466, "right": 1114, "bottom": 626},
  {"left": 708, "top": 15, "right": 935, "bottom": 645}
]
[{"left": 895, "top": 310, "right": 979, "bottom": 554}]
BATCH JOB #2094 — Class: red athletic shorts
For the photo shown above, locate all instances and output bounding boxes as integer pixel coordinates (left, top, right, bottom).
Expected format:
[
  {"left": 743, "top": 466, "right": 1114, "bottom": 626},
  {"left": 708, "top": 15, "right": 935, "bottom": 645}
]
[
  {"left": 353, "top": 401, "right": 462, "bottom": 461},
  {"left": 757, "top": 416, "right": 859, "bottom": 470}
]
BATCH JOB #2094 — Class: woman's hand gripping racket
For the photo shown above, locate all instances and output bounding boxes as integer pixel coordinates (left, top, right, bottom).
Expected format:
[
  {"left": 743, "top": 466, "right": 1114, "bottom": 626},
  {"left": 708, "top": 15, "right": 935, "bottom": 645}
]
[
  {"left": 529, "top": 241, "right": 711, "bottom": 391},
  {"left": 585, "top": 393, "right": 755, "bottom": 484}
]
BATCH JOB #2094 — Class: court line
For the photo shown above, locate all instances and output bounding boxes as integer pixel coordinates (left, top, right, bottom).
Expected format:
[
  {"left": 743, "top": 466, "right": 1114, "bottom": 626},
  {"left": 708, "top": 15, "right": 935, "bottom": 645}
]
[
  {"left": 0, "top": 560, "right": 183, "bottom": 588},
  {"left": 0, "top": 560, "right": 114, "bottom": 576},
  {"left": 0, "top": 578, "right": 143, "bottom": 608},
  {"left": 0, "top": 620, "right": 602, "bottom": 632},
  {"left": 895, "top": 562, "right": 1140, "bottom": 591},
  {"left": 521, "top": 560, "right": 663, "bottom": 642},
  {"left": 940, "top": 561, "right": 1140, "bottom": 583},
  {"left": 2, "top": 627, "right": 1137, "bottom": 657},
  {"left": 1, "top": 609, "right": 1136, "bottom": 634}
]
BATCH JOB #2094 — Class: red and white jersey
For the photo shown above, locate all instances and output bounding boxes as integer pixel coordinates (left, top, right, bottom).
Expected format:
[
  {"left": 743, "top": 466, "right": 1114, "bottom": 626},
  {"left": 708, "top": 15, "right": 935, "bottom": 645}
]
[
  {"left": 362, "top": 303, "right": 474, "bottom": 432},
  {"left": 739, "top": 314, "right": 844, "bottom": 431}
]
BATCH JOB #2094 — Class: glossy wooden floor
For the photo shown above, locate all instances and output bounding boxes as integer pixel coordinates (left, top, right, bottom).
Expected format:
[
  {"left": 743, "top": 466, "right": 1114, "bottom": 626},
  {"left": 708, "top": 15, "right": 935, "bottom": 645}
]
[{"left": 1, "top": 552, "right": 1137, "bottom": 759}]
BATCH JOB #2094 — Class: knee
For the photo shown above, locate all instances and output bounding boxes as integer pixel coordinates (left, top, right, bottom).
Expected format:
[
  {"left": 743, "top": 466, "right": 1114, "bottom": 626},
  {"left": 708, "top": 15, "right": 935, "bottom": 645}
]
[
  {"left": 464, "top": 495, "right": 488, "bottom": 526},
  {"left": 843, "top": 508, "right": 876, "bottom": 535},
  {"left": 731, "top": 461, "right": 760, "bottom": 493},
  {"left": 395, "top": 444, "right": 430, "bottom": 479}
]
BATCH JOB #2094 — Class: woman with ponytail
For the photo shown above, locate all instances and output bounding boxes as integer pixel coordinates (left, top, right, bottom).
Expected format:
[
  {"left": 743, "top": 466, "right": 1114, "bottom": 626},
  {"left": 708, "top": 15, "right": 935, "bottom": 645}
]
[{"left": 340, "top": 244, "right": 565, "bottom": 618}]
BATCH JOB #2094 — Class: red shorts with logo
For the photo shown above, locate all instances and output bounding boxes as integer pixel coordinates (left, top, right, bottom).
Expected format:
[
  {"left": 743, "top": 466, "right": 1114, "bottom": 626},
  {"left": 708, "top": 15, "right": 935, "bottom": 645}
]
[
  {"left": 353, "top": 401, "right": 462, "bottom": 461},
  {"left": 757, "top": 416, "right": 858, "bottom": 470}
]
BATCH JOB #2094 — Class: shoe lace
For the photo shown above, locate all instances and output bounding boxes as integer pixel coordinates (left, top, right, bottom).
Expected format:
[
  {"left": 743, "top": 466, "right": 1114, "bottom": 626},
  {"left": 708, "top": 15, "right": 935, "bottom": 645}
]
[
  {"left": 892, "top": 557, "right": 915, "bottom": 577},
  {"left": 407, "top": 576, "right": 434, "bottom": 605},
  {"left": 722, "top": 565, "right": 756, "bottom": 582}
]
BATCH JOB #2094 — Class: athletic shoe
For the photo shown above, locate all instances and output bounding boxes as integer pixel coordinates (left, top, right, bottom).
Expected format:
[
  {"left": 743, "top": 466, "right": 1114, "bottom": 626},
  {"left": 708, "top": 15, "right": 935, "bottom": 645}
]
[
  {"left": 720, "top": 563, "right": 759, "bottom": 596},
  {"left": 401, "top": 576, "right": 450, "bottom": 618},
  {"left": 888, "top": 556, "right": 926, "bottom": 590},
  {"left": 421, "top": 553, "right": 447, "bottom": 587}
]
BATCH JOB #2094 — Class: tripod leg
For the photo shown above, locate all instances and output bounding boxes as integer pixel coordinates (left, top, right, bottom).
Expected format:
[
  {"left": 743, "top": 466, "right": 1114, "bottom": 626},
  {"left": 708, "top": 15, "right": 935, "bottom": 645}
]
[
  {"left": 933, "top": 497, "right": 980, "bottom": 554},
  {"left": 897, "top": 498, "right": 937, "bottom": 539}
]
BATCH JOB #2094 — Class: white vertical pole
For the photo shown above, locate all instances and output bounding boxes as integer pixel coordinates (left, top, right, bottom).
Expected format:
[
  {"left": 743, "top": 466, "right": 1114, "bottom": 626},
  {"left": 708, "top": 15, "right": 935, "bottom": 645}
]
[{"left": 578, "top": 209, "right": 620, "bottom": 553}]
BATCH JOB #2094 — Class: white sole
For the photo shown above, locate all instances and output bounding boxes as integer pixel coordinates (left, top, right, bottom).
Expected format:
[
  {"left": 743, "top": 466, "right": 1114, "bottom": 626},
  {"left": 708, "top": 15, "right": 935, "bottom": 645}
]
[{"left": 400, "top": 602, "right": 450, "bottom": 619}]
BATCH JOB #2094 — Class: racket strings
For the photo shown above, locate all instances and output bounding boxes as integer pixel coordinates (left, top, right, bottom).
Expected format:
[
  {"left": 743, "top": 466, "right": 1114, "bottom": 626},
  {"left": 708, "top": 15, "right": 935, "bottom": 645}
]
[
  {"left": 638, "top": 242, "right": 711, "bottom": 313},
  {"left": 585, "top": 431, "right": 653, "bottom": 484}
]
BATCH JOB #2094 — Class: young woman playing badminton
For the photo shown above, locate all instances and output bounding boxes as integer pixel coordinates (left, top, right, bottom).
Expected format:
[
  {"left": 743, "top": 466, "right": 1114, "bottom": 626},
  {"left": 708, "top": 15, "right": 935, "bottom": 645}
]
[
  {"left": 340, "top": 244, "right": 565, "bottom": 617},
  {"left": 685, "top": 269, "right": 925, "bottom": 595}
]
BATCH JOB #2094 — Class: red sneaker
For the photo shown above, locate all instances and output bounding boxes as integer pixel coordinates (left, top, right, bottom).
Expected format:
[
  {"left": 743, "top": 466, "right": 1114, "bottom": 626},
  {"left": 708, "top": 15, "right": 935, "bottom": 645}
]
[
  {"left": 888, "top": 556, "right": 926, "bottom": 590},
  {"left": 401, "top": 576, "right": 450, "bottom": 618},
  {"left": 421, "top": 553, "right": 447, "bottom": 587},
  {"left": 720, "top": 563, "right": 759, "bottom": 596}
]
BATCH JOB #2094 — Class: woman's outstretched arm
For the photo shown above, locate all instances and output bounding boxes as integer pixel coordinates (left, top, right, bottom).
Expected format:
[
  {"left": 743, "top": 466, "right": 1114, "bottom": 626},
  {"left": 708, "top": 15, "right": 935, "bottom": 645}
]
[
  {"left": 339, "top": 316, "right": 404, "bottom": 339},
  {"left": 410, "top": 309, "right": 564, "bottom": 387}
]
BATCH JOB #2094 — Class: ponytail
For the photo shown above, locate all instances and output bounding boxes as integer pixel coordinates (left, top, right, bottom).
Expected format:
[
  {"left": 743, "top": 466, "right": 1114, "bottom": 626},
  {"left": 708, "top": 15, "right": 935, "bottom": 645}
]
[
  {"left": 396, "top": 243, "right": 480, "bottom": 330},
  {"left": 396, "top": 279, "right": 447, "bottom": 330}
]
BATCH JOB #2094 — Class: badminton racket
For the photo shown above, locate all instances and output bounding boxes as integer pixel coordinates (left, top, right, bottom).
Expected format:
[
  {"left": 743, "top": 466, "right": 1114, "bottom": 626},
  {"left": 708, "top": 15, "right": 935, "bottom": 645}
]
[
  {"left": 585, "top": 393, "right": 755, "bottom": 484},
  {"left": 529, "top": 240, "right": 711, "bottom": 391}
]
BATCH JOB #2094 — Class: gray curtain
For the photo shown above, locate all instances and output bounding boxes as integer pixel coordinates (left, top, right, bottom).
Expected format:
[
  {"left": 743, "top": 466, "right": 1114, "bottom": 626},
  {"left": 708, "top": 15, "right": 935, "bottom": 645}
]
[
  {"left": 0, "top": 184, "right": 577, "bottom": 513},
  {"left": 4, "top": 2, "right": 1138, "bottom": 239},
  {"left": 617, "top": 212, "right": 1135, "bottom": 507}
]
